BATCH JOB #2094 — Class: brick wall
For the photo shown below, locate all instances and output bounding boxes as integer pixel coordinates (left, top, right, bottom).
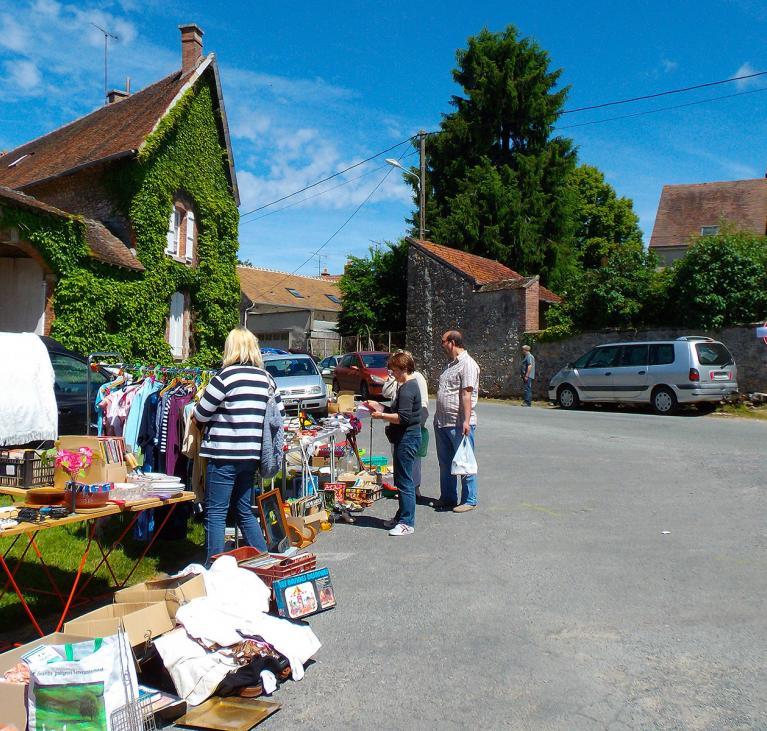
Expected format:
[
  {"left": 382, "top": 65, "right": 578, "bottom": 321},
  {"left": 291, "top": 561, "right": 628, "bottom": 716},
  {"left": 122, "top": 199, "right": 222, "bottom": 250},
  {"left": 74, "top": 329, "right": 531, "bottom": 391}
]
[
  {"left": 528, "top": 324, "right": 767, "bottom": 399},
  {"left": 25, "top": 163, "right": 132, "bottom": 245}
]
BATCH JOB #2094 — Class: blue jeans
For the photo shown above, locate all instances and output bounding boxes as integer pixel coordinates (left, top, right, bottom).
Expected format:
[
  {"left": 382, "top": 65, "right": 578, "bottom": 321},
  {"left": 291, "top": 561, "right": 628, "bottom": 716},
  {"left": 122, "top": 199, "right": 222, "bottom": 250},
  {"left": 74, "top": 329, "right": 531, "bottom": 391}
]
[
  {"left": 392, "top": 430, "right": 421, "bottom": 527},
  {"left": 435, "top": 426, "right": 477, "bottom": 506},
  {"left": 523, "top": 378, "right": 533, "bottom": 406},
  {"left": 204, "top": 459, "right": 267, "bottom": 565}
]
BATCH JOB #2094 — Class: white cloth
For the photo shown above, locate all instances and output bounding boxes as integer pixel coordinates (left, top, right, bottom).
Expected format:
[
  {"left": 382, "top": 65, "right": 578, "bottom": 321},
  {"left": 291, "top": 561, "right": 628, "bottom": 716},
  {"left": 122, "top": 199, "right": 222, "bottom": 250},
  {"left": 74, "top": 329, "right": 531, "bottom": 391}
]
[
  {"left": 153, "top": 627, "right": 238, "bottom": 706},
  {"left": 175, "top": 595, "right": 321, "bottom": 681},
  {"left": 0, "top": 333, "right": 57, "bottom": 445}
]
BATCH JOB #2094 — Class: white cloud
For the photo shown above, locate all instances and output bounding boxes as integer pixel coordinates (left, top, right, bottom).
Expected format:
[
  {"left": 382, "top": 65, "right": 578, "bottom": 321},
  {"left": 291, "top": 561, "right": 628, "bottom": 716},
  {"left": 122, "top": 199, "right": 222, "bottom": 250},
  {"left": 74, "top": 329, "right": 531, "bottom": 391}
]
[
  {"left": 734, "top": 62, "right": 760, "bottom": 89},
  {"left": 661, "top": 58, "right": 678, "bottom": 73},
  {"left": 4, "top": 58, "right": 42, "bottom": 90},
  {"left": 0, "top": 13, "right": 30, "bottom": 52}
]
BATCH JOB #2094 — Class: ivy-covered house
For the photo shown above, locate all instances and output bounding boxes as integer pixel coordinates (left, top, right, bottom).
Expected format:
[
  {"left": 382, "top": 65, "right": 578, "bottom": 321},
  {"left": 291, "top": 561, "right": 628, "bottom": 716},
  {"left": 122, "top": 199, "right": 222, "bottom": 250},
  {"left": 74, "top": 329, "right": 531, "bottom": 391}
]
[{"left": 0, "top": 24, "right": 240, "bottom": 364}]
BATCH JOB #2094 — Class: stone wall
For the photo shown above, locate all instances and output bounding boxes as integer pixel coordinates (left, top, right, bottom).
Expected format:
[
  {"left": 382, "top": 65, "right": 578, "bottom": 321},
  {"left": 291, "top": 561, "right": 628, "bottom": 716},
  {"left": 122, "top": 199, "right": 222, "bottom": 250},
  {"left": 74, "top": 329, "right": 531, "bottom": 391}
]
[
  {"left": 529, "top": 324, "right": 767, "bottom": 399},
  {"left": 406, "top": 246, "right": 529, "bottom": 396}
]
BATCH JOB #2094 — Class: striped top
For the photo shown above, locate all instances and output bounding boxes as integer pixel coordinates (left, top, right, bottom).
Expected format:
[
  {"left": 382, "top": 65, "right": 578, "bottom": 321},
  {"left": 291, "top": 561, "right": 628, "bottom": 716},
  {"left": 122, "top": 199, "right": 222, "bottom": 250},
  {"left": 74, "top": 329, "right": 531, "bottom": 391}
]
[{"left": 193, "top": 365, "right": 285, "bottom": 460}]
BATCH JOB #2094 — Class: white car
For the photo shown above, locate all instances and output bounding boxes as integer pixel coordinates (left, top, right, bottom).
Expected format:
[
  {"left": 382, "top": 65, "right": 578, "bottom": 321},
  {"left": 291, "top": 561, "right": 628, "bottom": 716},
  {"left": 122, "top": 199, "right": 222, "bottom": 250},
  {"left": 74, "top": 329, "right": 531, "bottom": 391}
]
[{"left": 263, "top": 353, "right": 328, "bottom": 415}]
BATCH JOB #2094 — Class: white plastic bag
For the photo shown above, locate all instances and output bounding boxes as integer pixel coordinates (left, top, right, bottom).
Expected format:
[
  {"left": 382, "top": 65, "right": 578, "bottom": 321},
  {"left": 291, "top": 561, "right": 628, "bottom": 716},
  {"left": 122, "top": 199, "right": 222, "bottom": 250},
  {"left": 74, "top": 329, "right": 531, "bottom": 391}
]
[
  {"left": 451, "top": 436, "right": 478, "bottom": 475},
  {"left": 26, "top": 633, "right": 137, "bottom": 731}
]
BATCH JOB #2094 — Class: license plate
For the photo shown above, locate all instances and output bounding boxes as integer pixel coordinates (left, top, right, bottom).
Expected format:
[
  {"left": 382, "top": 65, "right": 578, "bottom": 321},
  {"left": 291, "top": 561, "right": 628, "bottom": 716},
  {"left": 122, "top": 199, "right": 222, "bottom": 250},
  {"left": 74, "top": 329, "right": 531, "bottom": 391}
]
[{"left": 711, "top": 372, "right": 729, "bottom": 381}]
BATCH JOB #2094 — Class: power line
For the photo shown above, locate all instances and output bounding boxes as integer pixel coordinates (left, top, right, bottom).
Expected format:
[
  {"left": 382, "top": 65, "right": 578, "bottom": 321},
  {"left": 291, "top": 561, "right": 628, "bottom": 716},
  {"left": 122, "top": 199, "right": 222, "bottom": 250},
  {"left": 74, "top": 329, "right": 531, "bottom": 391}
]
[
  {"left": 561, "top": 69, "right": 767, "bottom": 114},
  {"left": 255, "top": 158, "right": 400, "bottom": 296},
  {"left": 556, "top": 85, "right": 767, "bottom": 130},
  {"left": 241, "top": 150, "right": 420, "bottom": 226},
  {"left": 238, "top": 136, "right": 414, "bottom": 219}
]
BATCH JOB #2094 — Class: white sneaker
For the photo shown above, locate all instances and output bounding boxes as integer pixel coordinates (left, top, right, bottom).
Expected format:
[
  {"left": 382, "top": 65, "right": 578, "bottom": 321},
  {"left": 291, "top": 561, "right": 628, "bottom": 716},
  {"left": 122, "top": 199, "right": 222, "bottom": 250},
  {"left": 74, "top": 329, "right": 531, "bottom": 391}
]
[{"left": 388, "top": 523, "right": 414, "bottom": 536}]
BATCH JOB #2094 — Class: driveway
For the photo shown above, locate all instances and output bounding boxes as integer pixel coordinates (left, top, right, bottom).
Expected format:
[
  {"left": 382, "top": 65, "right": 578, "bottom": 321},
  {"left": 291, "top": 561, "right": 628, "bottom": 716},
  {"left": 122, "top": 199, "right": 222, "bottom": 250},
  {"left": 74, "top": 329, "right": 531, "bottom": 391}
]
[{"left": 261, "top": 401, "right": 767, "bottom": 729}]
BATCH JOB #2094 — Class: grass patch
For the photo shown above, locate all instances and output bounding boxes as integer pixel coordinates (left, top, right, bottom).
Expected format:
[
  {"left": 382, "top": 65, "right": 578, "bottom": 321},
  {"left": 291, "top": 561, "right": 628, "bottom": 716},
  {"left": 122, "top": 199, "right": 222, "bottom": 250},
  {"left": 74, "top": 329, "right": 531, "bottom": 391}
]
[
  {"left": 712, "top": 402, "right": 767, "bottom": 420},
  {"left": 0, "top": 497, "right": 204, "bottom": 638}
]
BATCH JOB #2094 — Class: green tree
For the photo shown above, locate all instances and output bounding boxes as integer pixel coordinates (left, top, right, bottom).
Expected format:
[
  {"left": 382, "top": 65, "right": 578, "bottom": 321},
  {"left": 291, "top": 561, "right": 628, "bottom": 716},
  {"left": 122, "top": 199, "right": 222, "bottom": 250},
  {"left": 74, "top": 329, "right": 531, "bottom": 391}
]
[
  {"left": 416, "top": 26, "right": 578, "bottom": 289},
  {"left": 337, "top": 241, "right": 408, "bottom": 335},
  {"left": 568, "top": 164, "right": 643, "bottom": 268},
  {"left": 666, "top": 230, "right": 767, "bottom": 329}
]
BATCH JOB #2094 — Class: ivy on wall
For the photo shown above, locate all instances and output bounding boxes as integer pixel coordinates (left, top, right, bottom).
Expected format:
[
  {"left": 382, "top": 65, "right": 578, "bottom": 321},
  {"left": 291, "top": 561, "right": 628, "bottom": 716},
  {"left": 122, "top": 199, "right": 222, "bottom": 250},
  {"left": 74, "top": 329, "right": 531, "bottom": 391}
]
[{"left": 8, "top": 78, "right": 241, "bottom": 366}]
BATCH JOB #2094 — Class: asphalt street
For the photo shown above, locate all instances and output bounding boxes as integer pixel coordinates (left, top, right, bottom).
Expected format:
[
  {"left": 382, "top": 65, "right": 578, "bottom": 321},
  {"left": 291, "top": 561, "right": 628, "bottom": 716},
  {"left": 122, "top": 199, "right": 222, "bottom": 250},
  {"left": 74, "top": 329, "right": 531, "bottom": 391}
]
[{"left": 260, "top": 401, "right": 767, "bottom": 730}]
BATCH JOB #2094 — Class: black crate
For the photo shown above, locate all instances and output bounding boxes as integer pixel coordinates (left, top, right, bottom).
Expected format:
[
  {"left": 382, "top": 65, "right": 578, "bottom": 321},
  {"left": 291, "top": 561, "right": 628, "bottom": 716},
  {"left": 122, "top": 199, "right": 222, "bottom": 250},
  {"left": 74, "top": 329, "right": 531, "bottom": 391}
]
[{"left": 0, "top": 450, "right": 55, "bottom": 488}]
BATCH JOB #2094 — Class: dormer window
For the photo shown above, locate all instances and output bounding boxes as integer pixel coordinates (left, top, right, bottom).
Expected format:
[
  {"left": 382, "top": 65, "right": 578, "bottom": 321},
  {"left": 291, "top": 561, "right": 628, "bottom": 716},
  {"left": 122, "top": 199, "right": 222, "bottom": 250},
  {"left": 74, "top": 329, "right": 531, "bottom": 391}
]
[
  {"left": 7, "top": 153, "right": 31, "bottom": 168},
  {"left": 165, "top": 198, "right": 197, "bottom": 264},
  {"left": 286, "top": 288, "right": 304, "bottom": 298}
]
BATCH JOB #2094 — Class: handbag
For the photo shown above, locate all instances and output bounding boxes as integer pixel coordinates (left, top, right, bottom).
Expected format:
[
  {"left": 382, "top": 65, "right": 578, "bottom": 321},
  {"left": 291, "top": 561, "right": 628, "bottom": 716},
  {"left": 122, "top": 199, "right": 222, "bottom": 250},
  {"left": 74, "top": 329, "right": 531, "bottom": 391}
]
[{"left": 416, "top": 426, "right": 429, "bottom": 458}]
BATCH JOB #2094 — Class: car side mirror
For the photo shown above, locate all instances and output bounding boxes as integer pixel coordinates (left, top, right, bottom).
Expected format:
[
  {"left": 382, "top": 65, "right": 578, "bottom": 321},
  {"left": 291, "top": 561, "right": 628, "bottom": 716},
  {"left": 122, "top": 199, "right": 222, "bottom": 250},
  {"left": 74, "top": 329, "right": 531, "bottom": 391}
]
[{"left": 566, "top": 362, "right": 575, "bottom": 370}]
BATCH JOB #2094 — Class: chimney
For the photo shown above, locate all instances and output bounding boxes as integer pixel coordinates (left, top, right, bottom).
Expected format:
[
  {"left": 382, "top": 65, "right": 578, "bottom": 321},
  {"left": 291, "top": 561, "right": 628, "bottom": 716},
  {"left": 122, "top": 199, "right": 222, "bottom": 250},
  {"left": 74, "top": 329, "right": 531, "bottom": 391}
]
[
  {"left": 179, "top": 24, "right": 204, "bottom": 75},
  {"left": 107, "top": 89, "right": 130, "bottom": 104},
  {"left": 320, "top": 267, "right": 330, "bottom": 278}
]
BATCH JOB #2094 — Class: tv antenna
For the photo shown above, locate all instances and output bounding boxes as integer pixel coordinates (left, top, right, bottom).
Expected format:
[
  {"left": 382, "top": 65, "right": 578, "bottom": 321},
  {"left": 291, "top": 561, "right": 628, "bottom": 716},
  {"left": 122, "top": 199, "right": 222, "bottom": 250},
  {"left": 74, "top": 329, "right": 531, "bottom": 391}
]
[
  {"left": 315, "top": 253, "right": 328, "bottom": 275},
  {"left": 91, "top": 22, "right": 118, "bottom": 105}
]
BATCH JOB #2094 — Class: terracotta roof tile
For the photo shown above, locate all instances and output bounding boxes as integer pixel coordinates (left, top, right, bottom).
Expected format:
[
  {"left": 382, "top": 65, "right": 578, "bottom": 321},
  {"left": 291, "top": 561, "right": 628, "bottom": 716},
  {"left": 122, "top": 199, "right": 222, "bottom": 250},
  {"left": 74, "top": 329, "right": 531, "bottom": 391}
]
[
  {"left": 649, "top": 179, "right": 767, "bottom": 249},
  {"left": 411, "top": 239, "right": 524, "bottom": 285},
  {"left": 0, "top": 185, "right": 144, "bottom": 271},
  {"left": 0, "top": 69, "right": 190, "bottom": 190},
  {"left": 238, "top": 266, "right": 342, "bottom": 311}
]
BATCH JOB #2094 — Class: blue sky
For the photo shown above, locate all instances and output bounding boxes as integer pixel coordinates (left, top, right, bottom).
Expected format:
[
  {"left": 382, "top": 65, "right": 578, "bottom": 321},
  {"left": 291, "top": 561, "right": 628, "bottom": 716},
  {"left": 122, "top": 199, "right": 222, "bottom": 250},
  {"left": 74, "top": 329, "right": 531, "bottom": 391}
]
[{"left": 1, "top": 0, "right": 767, "bottom": 277}]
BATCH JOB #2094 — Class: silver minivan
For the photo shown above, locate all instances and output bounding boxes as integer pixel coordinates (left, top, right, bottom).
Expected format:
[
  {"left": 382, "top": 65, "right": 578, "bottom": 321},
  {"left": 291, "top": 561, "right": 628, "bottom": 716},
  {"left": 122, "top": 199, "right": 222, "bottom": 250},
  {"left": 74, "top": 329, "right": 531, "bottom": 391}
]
[
  {"left": 548, "top": 337, "right": 738, "bottom": 415},
  {"left": 263, "top": 353, "right": 328, "bottom": 415}
]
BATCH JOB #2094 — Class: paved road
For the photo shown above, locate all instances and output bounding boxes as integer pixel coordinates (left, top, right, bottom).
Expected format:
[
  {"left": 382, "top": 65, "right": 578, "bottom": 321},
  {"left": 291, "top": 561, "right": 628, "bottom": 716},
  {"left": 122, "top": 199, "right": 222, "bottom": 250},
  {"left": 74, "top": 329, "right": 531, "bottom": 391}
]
[{"left": 262, "top": 402, "right": 767, "bottom": 730}]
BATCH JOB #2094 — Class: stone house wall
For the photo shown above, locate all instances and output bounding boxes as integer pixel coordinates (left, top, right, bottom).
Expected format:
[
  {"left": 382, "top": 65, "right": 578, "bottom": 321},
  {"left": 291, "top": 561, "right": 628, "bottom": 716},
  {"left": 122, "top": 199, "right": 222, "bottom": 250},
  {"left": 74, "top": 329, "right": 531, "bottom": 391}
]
[
  {"left": 406, "top": 246, "right": 530, "bottom": 396},
  {"left": 529, "top": 324, "right": 767, "bottom": 400}
]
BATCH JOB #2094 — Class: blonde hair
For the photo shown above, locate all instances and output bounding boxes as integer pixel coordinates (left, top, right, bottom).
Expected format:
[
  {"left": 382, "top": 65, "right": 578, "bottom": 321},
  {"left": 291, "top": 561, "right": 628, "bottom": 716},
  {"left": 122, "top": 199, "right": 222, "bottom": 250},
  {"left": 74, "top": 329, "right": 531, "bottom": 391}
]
[{"left": 222, "top": 327, "right": 263, "bottom": 367}]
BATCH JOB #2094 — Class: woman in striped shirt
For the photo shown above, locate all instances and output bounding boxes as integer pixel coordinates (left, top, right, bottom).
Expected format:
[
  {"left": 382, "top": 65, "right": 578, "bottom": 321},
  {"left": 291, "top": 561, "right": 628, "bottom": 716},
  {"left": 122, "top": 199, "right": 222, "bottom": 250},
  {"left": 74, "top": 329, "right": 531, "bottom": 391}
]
[{"left": 193, "top": 327, "right": 285, "bottom": 565}]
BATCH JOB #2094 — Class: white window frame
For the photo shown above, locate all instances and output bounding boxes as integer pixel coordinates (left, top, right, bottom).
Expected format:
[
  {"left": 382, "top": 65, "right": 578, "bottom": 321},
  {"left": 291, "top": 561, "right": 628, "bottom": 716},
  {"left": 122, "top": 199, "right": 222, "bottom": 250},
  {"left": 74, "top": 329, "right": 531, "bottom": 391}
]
[
  {"left": 165, "top": 207, "right": 181, "bottom": 255},
  {"left": 700, "top": 225, "right": 719, "bottom": 236},
  {"left": 168, "top": 291, "right": 185, "bottom": 359},
  {"left": 185, "top": 210, "right": 195, "bottom": 262}
]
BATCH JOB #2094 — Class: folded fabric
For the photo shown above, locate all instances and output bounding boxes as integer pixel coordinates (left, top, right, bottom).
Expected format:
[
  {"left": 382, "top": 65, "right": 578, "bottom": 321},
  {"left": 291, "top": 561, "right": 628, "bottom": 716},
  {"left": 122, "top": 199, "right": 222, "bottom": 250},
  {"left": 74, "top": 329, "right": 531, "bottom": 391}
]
[
  {"left": 153, "top": 627, "right": 238, "bottom": 706},
  {"left": 0, "top": 333, "right": 57, "bottom": 445}
]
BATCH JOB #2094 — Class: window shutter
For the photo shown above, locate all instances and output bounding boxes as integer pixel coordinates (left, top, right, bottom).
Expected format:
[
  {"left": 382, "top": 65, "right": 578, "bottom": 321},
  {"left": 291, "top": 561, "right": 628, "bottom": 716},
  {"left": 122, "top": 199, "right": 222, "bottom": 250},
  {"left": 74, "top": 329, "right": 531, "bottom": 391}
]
[
  {"left": 185, "top": 211, "right": 195, "bottom": 262},
  {"left": 165, "top": 208, "right": 177, "bottom": 255},
  {"left": 169, "top": 292, "right": 184, "bottom": 358}
]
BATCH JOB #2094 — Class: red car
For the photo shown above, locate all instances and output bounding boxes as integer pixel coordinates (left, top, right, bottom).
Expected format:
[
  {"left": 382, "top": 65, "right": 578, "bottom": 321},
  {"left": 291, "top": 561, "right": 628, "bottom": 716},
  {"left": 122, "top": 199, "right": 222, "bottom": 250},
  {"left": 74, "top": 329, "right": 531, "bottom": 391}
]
[{"left": 332, "top": 351, "right": 390, "bottom": 399}]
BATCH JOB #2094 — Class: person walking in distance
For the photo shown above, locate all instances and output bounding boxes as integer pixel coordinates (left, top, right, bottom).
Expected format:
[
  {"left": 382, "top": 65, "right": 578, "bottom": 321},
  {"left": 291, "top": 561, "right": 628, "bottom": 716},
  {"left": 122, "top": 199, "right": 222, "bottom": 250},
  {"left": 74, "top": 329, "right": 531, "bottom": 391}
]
[
  {"left": 521, "top": 344, "right": 535, "bottom": 407},
  {"left": 433, "top": 330, "right": 480, "bottom": 513}
]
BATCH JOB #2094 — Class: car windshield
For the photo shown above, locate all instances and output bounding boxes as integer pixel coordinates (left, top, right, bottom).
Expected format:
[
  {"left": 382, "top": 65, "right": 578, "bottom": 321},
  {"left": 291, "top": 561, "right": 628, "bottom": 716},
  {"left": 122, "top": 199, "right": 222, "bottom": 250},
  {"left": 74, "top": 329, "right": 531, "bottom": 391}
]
[
  {"left": 264, "top": 358, "right": 318, "bottom": 378},
  {"left": 361, "top": 354, "right": 388, "bottom": 368},
  {"left": 695, "top": 342, "right": 733, "bottom": 367}
]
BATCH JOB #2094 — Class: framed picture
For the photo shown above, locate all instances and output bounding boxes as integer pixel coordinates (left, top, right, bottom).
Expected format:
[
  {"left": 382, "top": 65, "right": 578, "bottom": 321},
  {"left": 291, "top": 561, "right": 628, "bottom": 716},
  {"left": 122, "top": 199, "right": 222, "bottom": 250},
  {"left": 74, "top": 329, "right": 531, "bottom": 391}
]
[{"left": 256, "top": 489, "right": 290, "bottom": 553}]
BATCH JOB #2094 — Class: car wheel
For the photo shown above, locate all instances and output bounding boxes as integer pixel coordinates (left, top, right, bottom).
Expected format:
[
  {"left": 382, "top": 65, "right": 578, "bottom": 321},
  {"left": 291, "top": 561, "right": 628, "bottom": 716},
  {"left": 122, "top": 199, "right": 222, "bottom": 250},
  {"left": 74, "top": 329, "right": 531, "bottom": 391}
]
[
  {"left": 652, "top": 386, "right": 678, "bottom": 415},
  {"left": 360, "top": 381, "right": 369, "bottom": 400},
  {"left": 557, "top": 384, "right": 580, "bottom": 410},
  {"left": 332, "top": 379, "right": 339, "bottom": 394}
]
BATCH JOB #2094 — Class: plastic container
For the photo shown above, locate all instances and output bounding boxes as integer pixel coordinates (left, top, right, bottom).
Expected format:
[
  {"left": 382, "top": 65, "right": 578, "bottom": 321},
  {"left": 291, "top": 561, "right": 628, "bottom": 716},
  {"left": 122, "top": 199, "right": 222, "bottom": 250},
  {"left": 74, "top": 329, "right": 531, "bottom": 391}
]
[{"left": 0, "top": 450, "right": 54, "bottom": 488}]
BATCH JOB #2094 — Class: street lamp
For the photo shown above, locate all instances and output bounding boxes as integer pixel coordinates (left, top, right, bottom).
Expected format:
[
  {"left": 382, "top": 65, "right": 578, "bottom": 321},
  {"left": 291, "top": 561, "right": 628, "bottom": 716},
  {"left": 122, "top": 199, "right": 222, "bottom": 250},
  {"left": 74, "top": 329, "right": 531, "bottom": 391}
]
[{"left": 385, "top": 130, "right": 426, "bottom": 241}]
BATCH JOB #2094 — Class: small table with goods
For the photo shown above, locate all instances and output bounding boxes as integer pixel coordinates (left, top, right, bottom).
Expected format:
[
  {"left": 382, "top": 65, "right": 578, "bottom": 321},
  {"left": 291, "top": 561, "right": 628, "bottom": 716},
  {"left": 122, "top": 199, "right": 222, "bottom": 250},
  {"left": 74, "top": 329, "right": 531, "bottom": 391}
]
[{"left": 0, "top": 439, "right": 195, "bottom": 638}]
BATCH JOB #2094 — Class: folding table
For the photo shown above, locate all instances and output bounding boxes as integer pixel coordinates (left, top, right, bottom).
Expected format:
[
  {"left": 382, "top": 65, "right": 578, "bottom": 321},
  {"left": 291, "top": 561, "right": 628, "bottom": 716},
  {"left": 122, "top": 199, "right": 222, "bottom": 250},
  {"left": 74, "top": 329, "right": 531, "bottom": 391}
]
[{"left": 0, "top": 492, "right": 195, "bottom": 637}]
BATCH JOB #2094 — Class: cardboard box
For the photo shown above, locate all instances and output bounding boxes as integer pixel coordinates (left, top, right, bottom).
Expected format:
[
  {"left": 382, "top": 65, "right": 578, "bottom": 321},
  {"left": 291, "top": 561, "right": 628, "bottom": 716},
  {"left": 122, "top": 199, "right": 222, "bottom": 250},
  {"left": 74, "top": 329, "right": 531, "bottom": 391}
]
[
  {"left": 114, "top": 573, "right": 206, "bottom": 618},
  {"left": 64, "top": 601, "right": 174, "bottom": 648},
  {"left": 310, "top": 456, "right": 328, "bottom": 467},
  {"left": 0, "top": 632, "right": 92, "bottom": 730}
]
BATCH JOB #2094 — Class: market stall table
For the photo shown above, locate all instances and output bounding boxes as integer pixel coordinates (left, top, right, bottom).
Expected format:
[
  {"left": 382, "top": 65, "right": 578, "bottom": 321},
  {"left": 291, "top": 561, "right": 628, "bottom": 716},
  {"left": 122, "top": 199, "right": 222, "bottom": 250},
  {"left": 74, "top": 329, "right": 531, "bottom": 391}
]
[{"left": 0, "top": 491, "right": 195, "bottom": 637}]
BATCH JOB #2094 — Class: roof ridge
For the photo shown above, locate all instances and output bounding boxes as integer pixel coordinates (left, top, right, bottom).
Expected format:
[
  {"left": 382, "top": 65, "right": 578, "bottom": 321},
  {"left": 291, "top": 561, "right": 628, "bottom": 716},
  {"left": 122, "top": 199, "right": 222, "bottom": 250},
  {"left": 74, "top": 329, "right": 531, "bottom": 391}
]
[
  {"left": 663, "top": 178, "right": 767, "bottom": 189},
  {"left": 1, "top": 69, "right": 182, "bottom": 161},
  {"left": 236, "top": 265, "right": 334, "bottom": 281}
]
